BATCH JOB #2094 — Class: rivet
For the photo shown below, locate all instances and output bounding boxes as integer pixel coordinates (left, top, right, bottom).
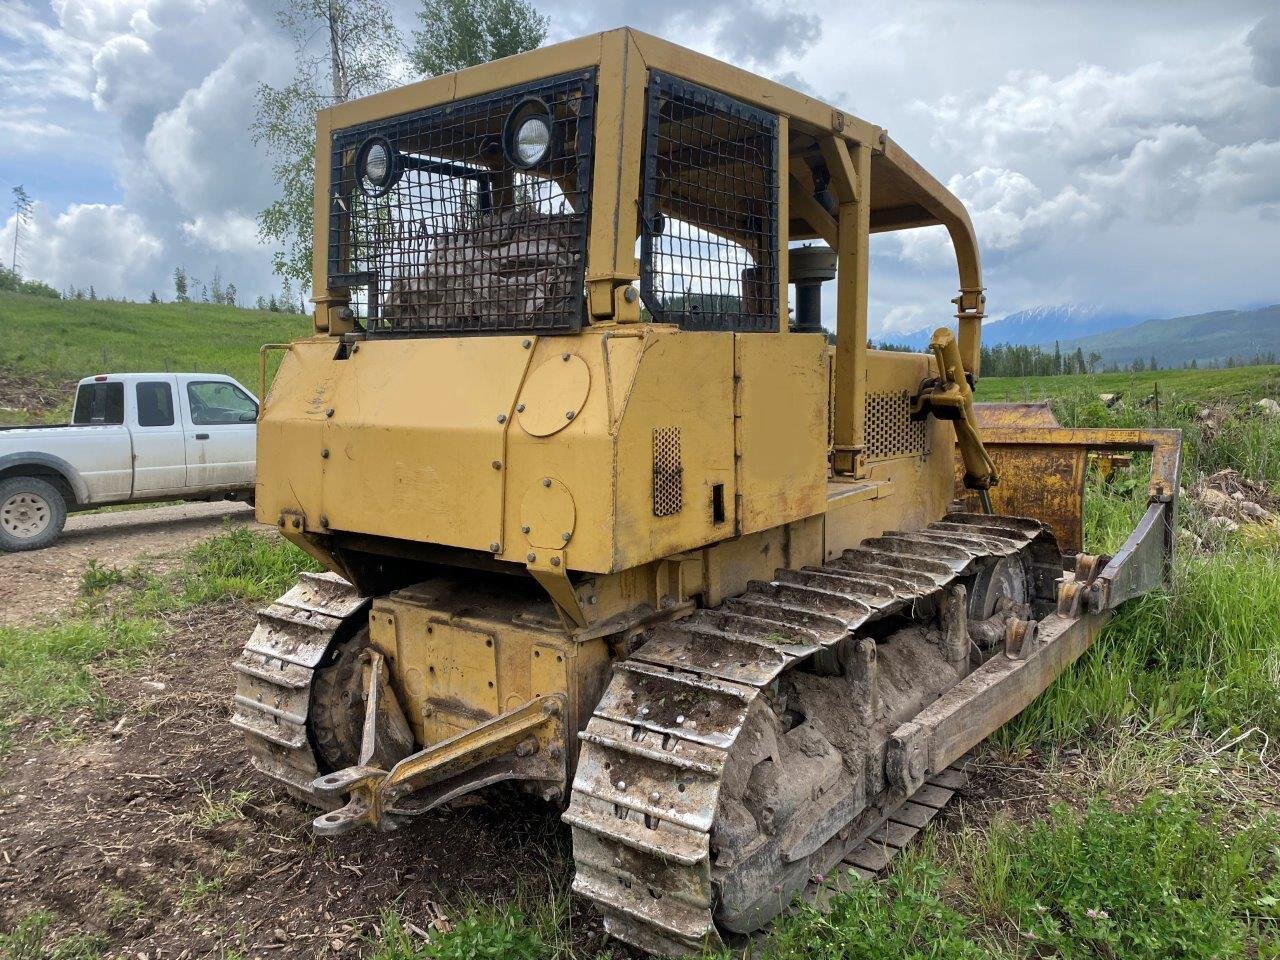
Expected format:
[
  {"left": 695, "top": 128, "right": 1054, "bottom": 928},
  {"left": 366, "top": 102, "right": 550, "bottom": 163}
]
[
  {"left": 489, "top": 542, "right": 501, "bottom": 553},
  {"left": 588, "top": 595, "right": 598, "bottom": 605},
  {"left": 496, "top": 413, "right": 507, "bottom": 423},
  {"left": 640, "top": 706, "right": 650, "bottom": 715},
  {"left": 617, "top": 780, "right": 627, "bottom": 791},
  {"left": 319, "top": 516, "right": 329, "bottom": 527},
  {"left": 561, "top": 353, "right": 570, "bottom": 361},
  {"left": 550, "top": 557, "right": 561, "bottom": 567},
  {"left": 562, "top": 532, "right": 571, "bottom": 541},
  {"left": 542, "top": 477, "right": 552, "bottom": 487},
  {"left": 676, "top": 714, "right": 685, "bottom": 724},
  {"left": 650, "top": 791, "right": 660, "bottom": 802},
  {"left": 278, "top": 517, "right": 286, "bottom": 527},
  {"left": 320, "top": 448, "right": 330, "bottom": 459},
  {"left": 624, "top": 287, "right": 638, "bottom": 303},
  {"left": 325, "top": 408, "right": 335, "bottom": 418},
  {"left": 492, "top": 460, "right": 502, "bottom": 470},
  {"left": 527, "top": 552, "right": 537, "bottom": 562},
  {"left": 522, "top": 339, "right": 532, "bottom": 349},
  {"left": 565, "top": 410, "right": 575, "bottom": 420},
  {"left": 521, "top": 524, "right": 531, "bottom": 534},
  {"left": 292, "top": 518, "right": 302, "bottom": 529},
  {"left": 516, "top": 403, "right": 525, "bottom": 413}
]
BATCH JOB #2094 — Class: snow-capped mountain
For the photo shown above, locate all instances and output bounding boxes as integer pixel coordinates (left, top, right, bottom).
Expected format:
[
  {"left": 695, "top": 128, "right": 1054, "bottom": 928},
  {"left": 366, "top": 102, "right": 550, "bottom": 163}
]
[{"left": 882, "top": 303, "right": 1143, "bottom": 350}]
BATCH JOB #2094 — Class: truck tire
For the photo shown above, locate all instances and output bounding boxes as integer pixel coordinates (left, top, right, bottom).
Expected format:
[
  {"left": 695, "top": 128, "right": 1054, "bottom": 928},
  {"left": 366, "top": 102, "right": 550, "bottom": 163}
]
[{"left": 0, "top": 477, "right": 68, "bottom": 552}]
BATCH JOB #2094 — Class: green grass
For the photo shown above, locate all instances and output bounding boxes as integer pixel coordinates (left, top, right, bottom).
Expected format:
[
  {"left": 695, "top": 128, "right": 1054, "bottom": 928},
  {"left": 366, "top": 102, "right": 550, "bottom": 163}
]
[
  {"left": 363, "top": 790, "right": 1280, "bottom": 960},
  {"left": 0, "top": 912, "right": 107, "bottom": 960},
  {"left": 371, "top": 906, "right": 553, "bottom": 960},
  {"left": 0, "top": 290, "right": 311, "bottom": 413},
  {"left": 0, "top": 616, "right": 162, "bottom": 744},
  {"left": 134, "top": 523, "right": 321, "bottom": 613},
  {"left": 0, "top": 524, "right": 318, "bottom": 747},
  {"left": 980, "top": 364, "right": 1280, "bottom": 408}
]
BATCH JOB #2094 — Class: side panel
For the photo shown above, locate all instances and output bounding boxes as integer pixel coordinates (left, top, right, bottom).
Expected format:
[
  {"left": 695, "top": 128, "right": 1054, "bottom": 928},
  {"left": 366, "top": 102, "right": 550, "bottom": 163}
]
[
  {"left": 256, "top": 336, "right": 535, "bottom": 552},
  {"left": 612, "top": 331, "right": 736, "bottom": 570},
  {"left": 734, "top": 332, "right": 828, "bottom": 536},
  {"left": 501, "top": 332, "right": 632, "bottom": 574},
  {"left": 322, "top": 338, "right": 534, "bottom": 552},
  {"left": 256, "top": 341, "right": 330, "bottom": 529}
]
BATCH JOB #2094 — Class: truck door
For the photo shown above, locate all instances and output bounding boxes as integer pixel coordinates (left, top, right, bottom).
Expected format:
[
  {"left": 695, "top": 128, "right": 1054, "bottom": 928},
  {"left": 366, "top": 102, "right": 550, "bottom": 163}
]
[
  {"left": 181, "top": 379, "right": 257, "bottom": 488},
  {"left": 131, "top": 379, "right": 187, "bottom": 495}
]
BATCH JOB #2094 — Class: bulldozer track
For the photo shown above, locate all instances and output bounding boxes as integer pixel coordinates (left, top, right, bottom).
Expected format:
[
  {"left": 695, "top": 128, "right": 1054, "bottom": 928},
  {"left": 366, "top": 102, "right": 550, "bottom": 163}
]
[
  {"left": 564, "top": 512, "right": 1061, "bottom": 955},
  {"left": 231, "top": 572, "right": 368, "bottom": 807}
]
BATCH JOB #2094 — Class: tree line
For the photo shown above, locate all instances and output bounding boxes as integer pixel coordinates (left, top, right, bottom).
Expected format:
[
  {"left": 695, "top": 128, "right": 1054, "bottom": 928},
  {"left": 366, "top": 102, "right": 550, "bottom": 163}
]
[{"left": 873, "top": 338, "right": 1279, "bottom": 375}]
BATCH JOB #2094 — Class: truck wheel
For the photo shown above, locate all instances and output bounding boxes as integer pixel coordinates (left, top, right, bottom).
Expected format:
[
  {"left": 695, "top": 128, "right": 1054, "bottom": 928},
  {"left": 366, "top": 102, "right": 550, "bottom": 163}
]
[{"left": 0, "top": 477, "right": 68, "bottom": 552}]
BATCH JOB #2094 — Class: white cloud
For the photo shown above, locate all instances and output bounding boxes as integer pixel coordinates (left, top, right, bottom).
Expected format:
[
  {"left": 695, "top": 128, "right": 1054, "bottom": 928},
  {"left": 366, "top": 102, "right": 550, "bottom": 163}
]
[
  {"left": 1082, "top": 124, "right": 1218, "bottom": 222},
  {"left": 144, "top": 41, "right": 282, "bottom": 216},
  {"left": 180, "top": 212, "right": 262, "bottom": 253},
  {"left": 1247, "top": 11, "right": 1280, "bottom": 86},
  {"left": 1, "top": 201, "right": 162, "bottom": 294},
  {"left": 1204, "top": 139, "right": 1280, "bottom": 211}
]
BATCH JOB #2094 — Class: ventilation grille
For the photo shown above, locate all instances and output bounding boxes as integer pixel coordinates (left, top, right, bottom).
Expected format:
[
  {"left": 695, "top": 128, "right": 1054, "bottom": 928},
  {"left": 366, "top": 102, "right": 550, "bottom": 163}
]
[
  {"left": 865, "top": 390, "right": 928, "bottom": 460},
  {"left": 328, "top": 70, "right": 595, "bottom": 336},
  {"left": 639, "top": 73, "right": 779, "bottom": 332},
  {"left": 652, "top": 427, "right": 684, "bottom": 517}
]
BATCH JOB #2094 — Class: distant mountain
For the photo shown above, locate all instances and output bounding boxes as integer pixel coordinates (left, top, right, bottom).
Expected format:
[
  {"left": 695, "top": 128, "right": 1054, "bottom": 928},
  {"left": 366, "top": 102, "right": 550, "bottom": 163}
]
[
  {"left": 983, "top": 304, "right": 1144, "bottom": 347},
  {"left": 1048, "top": 305, "right": 1280, "bottom": 368},
  {"left": 886, "top": 303, "right": 1142, "bottom": 351}
]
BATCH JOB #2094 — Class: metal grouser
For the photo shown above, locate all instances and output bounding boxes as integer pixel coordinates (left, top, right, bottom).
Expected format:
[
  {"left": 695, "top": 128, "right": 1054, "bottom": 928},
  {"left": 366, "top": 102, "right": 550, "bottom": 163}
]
[{"left": 233, "top": 29, "right": 1182, "bottom": 955}]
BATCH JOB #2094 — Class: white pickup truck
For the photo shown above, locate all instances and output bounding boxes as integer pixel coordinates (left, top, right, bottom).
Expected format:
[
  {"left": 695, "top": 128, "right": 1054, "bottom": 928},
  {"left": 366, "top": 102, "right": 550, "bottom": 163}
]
[{"left": 0, "top": 373, "right": 258, "bottom": 551}]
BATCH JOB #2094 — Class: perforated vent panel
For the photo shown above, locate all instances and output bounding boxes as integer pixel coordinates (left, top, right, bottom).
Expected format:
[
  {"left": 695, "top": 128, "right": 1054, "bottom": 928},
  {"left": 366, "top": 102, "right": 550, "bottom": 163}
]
[
  {"left": 865, "top": 390, "right": 928, "bottom": 461},
  {"left": 652, "top": 427, "right": 684, "bottom": 516}
]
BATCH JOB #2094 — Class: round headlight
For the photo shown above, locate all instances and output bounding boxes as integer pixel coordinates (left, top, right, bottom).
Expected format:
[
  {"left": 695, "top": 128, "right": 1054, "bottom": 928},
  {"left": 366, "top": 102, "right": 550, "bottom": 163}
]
[
  {"left": 356, "top": 136, "right": 397, "bottom": 197},
  {"left": 365, "top": 142, "right": 389, "bottom": 183},
  {"left": 514, "top": 116, "right": 551, "bottom": 166},
  {"left": 503, "top": 98, "right": 554, "bottom": 169}
]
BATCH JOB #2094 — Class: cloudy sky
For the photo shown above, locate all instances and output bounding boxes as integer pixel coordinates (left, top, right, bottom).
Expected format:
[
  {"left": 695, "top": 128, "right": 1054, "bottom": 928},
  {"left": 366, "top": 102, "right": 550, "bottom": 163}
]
[{"left": 1, "top": 0, "right": 1277, "bottom": 334}]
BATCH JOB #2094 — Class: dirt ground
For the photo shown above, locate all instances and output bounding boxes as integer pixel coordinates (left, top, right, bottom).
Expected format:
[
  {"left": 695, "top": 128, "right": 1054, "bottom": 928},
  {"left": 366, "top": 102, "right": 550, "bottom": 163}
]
[
  {"left": 0, "top": 597, "right": 629, "bottom": 958},
  {"left": 0, "top": 502, "right": 260, "bottom": 627}
]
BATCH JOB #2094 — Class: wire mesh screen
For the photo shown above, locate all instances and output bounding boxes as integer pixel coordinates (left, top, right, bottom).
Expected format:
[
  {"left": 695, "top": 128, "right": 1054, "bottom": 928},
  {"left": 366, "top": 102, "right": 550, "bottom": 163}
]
[
  {"left": 639, "top": 73, "right": 779, "bottom": 332},
  {"left": 328, "top": 70, "right": 595, "bottom": 336}
]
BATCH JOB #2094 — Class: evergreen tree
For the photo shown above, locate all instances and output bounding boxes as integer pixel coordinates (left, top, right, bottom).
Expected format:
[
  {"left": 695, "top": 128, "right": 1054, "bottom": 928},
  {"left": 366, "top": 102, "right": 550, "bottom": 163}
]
[
  {"left": 149, "top": 290, "right": 159, "bottom": 304},
  {"left": 173, "top": 266, "right": 190, "bottom": 302}
]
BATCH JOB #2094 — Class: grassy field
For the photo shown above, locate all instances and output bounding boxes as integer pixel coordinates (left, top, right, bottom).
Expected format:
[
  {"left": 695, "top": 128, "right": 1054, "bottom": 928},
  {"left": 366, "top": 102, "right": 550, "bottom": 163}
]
[
  {"left": 980, "top": 364, "right": 1280, "bottom": 406},
  {"left": 0, "top": 291, "right": 311, "bottom": 419}
]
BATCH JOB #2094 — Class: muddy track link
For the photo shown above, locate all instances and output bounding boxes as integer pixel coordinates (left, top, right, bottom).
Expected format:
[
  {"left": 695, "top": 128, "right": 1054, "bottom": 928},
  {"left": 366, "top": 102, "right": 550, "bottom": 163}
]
[
  {"left": 230, "top": 572, "right": 368, "bottom": 807},
  {"left": 565, "top": 513, "right": 1059, "bottom": 955}
]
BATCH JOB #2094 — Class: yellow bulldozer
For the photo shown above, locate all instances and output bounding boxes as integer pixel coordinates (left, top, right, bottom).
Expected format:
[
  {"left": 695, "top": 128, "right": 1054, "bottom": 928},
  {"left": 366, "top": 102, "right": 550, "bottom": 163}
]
[{"left": 234, "top": 28, "right": 1181, "bottom": 955}]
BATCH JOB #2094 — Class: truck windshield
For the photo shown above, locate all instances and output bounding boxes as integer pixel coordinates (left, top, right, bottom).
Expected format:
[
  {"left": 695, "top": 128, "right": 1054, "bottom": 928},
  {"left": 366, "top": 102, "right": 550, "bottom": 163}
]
[{"left": 72, "top": 382, "right": 124, "bottom": 425}]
